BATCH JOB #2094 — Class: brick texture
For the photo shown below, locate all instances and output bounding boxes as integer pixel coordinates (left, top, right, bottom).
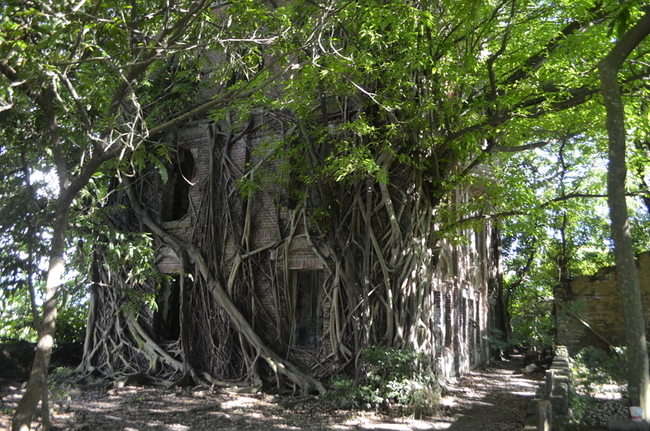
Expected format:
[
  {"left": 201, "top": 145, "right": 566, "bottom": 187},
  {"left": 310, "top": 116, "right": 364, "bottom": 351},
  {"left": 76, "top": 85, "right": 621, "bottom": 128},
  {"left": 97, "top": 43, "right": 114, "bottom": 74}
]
[
  {"left": 152, "top": 121, "right": 498, "bottom": 377},
  {"left": 556, "top": 251, "right": 650, "bottom": 353}
]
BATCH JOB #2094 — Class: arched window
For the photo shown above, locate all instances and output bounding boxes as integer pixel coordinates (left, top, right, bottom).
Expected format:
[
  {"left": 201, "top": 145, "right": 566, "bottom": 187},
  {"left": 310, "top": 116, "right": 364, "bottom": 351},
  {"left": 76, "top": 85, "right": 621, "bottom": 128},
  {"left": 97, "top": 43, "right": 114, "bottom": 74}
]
[
  {"left": 293, "top": 270, "right": 324, "bottom": 349},
  {"left": 160, "top": 147, "right": 195, "bottom": 222}
]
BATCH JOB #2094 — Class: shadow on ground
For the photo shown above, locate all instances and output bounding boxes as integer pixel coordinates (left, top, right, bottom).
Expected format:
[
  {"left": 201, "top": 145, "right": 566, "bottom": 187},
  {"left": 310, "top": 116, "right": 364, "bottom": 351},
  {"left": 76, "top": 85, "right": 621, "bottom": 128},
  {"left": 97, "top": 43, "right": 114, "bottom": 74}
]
[{"left": 1, "top": 353, "right": 542, "bottom": 430}]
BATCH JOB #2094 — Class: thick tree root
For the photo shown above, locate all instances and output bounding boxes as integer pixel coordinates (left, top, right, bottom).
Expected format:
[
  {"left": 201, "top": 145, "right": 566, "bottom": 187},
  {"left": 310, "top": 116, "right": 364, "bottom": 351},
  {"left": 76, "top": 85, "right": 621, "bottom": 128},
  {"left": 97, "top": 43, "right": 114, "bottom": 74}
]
[{"left": 124, "top": 177, "right": 325, "bottom": 395}]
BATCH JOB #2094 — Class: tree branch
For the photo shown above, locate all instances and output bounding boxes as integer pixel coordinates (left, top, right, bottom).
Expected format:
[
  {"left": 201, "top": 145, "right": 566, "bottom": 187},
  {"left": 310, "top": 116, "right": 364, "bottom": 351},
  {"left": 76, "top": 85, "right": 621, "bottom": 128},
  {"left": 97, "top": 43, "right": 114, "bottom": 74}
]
[{"left": 495, "top": 141, "right": 552, "bottom": 152}]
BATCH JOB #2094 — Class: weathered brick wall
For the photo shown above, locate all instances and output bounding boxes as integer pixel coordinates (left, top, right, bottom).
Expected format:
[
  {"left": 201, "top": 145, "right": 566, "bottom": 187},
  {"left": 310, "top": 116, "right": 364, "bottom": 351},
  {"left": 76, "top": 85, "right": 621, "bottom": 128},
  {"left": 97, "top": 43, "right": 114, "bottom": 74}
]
[
  {"left": 556, "top": 251, "right": 650, "bottom": 354},
  {"left": 155, "top": 122, "right": 333, "bottom": 358},
  {"left": 156, "top": 125, "right": 211, "bottom": 273},
  {"left": 430, "top": 208, "right": 497, "bottom": 377},
  {"left": 153, "top": 121, "right": 499, "bottom": 377}
]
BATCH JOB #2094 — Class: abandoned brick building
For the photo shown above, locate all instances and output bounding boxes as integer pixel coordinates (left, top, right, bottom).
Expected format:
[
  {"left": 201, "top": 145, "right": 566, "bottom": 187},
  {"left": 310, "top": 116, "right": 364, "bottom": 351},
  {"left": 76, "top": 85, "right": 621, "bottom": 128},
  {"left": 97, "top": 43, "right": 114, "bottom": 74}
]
[
  {"left": 148, "top": 117, "right": 502, "bottom": 381},
  {"left": 556, "top": 251, "right": 650, "bottom": 354}
]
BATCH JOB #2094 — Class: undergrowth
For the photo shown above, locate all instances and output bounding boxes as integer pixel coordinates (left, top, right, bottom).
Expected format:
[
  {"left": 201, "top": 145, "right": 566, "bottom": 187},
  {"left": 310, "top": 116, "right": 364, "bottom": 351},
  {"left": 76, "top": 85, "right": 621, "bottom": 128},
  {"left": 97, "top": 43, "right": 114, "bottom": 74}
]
[
  {"left": 48, "top": 367, "right": 77, "bottom": 411},
  {"left": 325, "top": 346, "right": 441, "bottom": 418},
  {"left": 569, "top": 346, "right": 627, "bottom": 424}
]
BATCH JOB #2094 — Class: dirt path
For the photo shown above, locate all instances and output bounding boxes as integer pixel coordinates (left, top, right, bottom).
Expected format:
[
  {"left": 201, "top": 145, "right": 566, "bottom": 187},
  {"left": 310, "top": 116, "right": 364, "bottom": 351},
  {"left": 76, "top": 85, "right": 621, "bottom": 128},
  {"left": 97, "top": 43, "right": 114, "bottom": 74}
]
[
  {"left": 0, "top": 357, "right": 540, "bottom": 431},
  {"left": 434, "top": 356, "right": 539, "bottom": 430}
]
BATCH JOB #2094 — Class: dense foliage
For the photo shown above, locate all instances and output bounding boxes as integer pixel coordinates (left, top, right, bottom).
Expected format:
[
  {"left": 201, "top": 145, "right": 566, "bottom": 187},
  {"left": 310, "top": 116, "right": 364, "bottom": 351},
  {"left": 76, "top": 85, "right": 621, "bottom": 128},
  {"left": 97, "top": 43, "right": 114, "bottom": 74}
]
[
  {"left": 569, "top": 346, "right": 628, "bottom": 424},
  {"left": 326, "top": 347, "right": 440, "bottom": 417},
  {"left": 3, "top": 0, "right": 650, "bottom": 428}
]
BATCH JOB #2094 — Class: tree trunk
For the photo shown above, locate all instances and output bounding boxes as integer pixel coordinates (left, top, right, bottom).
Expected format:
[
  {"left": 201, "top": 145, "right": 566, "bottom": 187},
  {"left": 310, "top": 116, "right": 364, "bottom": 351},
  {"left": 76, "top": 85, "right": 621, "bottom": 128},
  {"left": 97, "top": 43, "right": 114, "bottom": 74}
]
[
  {"left": 12, "top": 94, "right": 71, "bottom": 431},
  {"left": 12, "top": 96, "right": 119, "bottom": 430},
  {"left": 12, "top": 205, "right": 68, "bottom": 431},
  {"left": 599, "top": 8, "right": 650, "bottom": 417},
  {"left": 78, "top": 257, "right": 100, "bottom": 375}
]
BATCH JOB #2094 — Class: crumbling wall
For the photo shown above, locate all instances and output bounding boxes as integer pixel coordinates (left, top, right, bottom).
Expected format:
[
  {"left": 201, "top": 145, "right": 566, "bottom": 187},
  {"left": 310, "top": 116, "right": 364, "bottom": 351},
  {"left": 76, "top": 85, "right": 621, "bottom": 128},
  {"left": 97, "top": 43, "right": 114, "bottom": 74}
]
[
  {"left": 151, "top": 120, "right": 499, "bottom": 379},
  {"left": 555, "top": 251, "right": 650, "bottom": 354}
]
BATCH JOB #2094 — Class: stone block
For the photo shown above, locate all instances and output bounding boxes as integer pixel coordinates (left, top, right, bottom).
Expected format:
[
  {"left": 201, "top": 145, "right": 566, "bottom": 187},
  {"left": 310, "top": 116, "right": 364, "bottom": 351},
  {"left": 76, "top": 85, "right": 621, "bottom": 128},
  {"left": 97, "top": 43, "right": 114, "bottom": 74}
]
[
  {"left": 552, "top": 382, "right": 568, "bottom": 398},
  {"left": 552, "top": 359, "right": 570, "bottom": 370},
  {"left": 550, "top": 395, "right": 568, "bottom": 416},
  {"left": 554, "top": 375, "right": 570, "bottom": 384}
]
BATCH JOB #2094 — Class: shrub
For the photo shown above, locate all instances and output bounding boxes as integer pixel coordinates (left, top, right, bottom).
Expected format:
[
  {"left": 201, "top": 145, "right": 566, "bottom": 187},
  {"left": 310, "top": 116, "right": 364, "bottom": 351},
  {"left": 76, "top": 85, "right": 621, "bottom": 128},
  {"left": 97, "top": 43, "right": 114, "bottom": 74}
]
[
  {"left": 325, "top": 346, "right": 440, "bottom": 417},
  {"left": 48, "top": 366, "right": 78, "bottom": 410},
  {"left": 569, "top": 346, "right": 628, "bottom": 424},
  {"left": 572, "top": 346, "right": 627, "bottom": 385}
]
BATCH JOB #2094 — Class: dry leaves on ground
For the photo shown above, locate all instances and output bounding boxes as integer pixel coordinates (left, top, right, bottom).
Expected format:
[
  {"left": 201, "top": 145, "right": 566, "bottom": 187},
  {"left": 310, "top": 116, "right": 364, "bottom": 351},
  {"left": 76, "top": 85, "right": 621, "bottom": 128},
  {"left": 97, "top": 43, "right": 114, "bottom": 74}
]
[{"left": 1, "top": 357, "right": 547, "bottom": 431}]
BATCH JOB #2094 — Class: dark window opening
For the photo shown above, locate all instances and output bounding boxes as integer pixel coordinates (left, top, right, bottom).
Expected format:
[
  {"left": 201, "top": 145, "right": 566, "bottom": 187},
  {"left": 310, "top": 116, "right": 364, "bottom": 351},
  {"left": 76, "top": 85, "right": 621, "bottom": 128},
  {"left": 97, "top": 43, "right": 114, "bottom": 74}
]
[
  {"left": 460, "top": 296, "right": 467, "bottom": 343},
  {"left": 293, "top": 270, "right": 324, "bottom": 349},
  {"left": 160, "top": 148, "right": 195, "bottom": 222},
  {"left": 469, "top": 299, "right": 475, "bottom": 348},
  {"left": 433, "top": 291, "right": 443, "bottom": 358},
  {"left": 444, "top": 293, "right": 453, "bottom": 348},
  {"left": 452, "top": 248, "right": 459, "bottom": 277},
  {"left": 153, "top": 276, "right": 181, "bottom": 341}
]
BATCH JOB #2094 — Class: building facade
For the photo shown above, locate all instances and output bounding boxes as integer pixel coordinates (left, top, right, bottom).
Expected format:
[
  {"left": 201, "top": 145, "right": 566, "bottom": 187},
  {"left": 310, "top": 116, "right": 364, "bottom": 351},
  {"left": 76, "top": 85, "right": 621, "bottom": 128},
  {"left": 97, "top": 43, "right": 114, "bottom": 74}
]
[{"left": 147, "top": 117, "right": 501, "bottom": 380}]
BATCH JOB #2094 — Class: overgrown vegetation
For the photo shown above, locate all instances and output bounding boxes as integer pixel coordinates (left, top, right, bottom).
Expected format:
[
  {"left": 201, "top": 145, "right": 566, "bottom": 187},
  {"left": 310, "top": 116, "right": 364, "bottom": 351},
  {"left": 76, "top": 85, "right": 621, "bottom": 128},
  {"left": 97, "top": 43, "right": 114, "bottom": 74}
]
[
  {"left": 569, "top": 346, "right": 628, "bottom": 424},
  {"left": 4, "top": 0, "right": 650, "bottom": 428},
  {"left": 325, "top": 347, "right": 440, "bottom": 418},
  {"left": 47, "top": 367, "right": 77, "bottom": 411},
  {"left": 0, "top": 287, "right": 86, "bottom": 345}
]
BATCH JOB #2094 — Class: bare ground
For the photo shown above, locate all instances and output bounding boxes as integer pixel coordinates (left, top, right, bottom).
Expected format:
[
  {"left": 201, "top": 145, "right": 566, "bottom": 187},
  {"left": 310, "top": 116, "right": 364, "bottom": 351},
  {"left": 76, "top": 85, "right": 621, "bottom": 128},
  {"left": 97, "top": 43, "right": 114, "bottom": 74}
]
[
  {"left": 436, "top": 356, "right": 540, "bottom": 430},
  {"left": 1, "top": 357, "right": 542, "bottom": 431}
]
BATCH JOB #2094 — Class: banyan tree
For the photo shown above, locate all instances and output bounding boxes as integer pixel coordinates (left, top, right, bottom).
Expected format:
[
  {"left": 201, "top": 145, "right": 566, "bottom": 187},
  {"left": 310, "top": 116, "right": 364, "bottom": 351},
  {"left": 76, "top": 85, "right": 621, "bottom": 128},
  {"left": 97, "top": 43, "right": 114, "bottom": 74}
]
[
  {"left": 7, "top": 1, "right": 647, "bottom": 429},
  {"left": 74, "top": 0, "right": 601, "bottom": 393},
  {"left": 79, "top": 111, "right": 501, "bottom": 393}
]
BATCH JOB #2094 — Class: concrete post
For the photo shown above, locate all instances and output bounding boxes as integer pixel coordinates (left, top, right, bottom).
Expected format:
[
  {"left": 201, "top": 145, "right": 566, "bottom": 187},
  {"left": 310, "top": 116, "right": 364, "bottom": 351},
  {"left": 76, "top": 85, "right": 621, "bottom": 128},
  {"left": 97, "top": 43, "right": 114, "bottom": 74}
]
[
  {"left": 537, "top": 400, "right": 552, "bottom": 431},
  {"left": 545, "top": 370, "right": 555, "bottom": 398}
]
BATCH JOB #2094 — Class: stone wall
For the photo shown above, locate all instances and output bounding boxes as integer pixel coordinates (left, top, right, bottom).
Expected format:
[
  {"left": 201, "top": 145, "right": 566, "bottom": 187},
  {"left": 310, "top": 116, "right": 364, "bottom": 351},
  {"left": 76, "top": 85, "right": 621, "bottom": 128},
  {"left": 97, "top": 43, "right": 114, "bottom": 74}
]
[
  {"left": 525, "top": 346, "right": 571, "bottom": 430},
  {"left": 555, "top": 251, "right": 650, "bottom": 354}
]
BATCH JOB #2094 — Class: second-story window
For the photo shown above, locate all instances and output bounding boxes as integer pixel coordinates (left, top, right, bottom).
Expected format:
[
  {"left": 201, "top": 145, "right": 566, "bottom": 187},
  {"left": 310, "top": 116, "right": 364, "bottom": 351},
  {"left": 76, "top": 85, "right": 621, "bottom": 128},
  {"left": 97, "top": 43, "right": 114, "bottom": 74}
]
[{"left": 160, "top": 147, "right": 195, "bottom": 222}]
